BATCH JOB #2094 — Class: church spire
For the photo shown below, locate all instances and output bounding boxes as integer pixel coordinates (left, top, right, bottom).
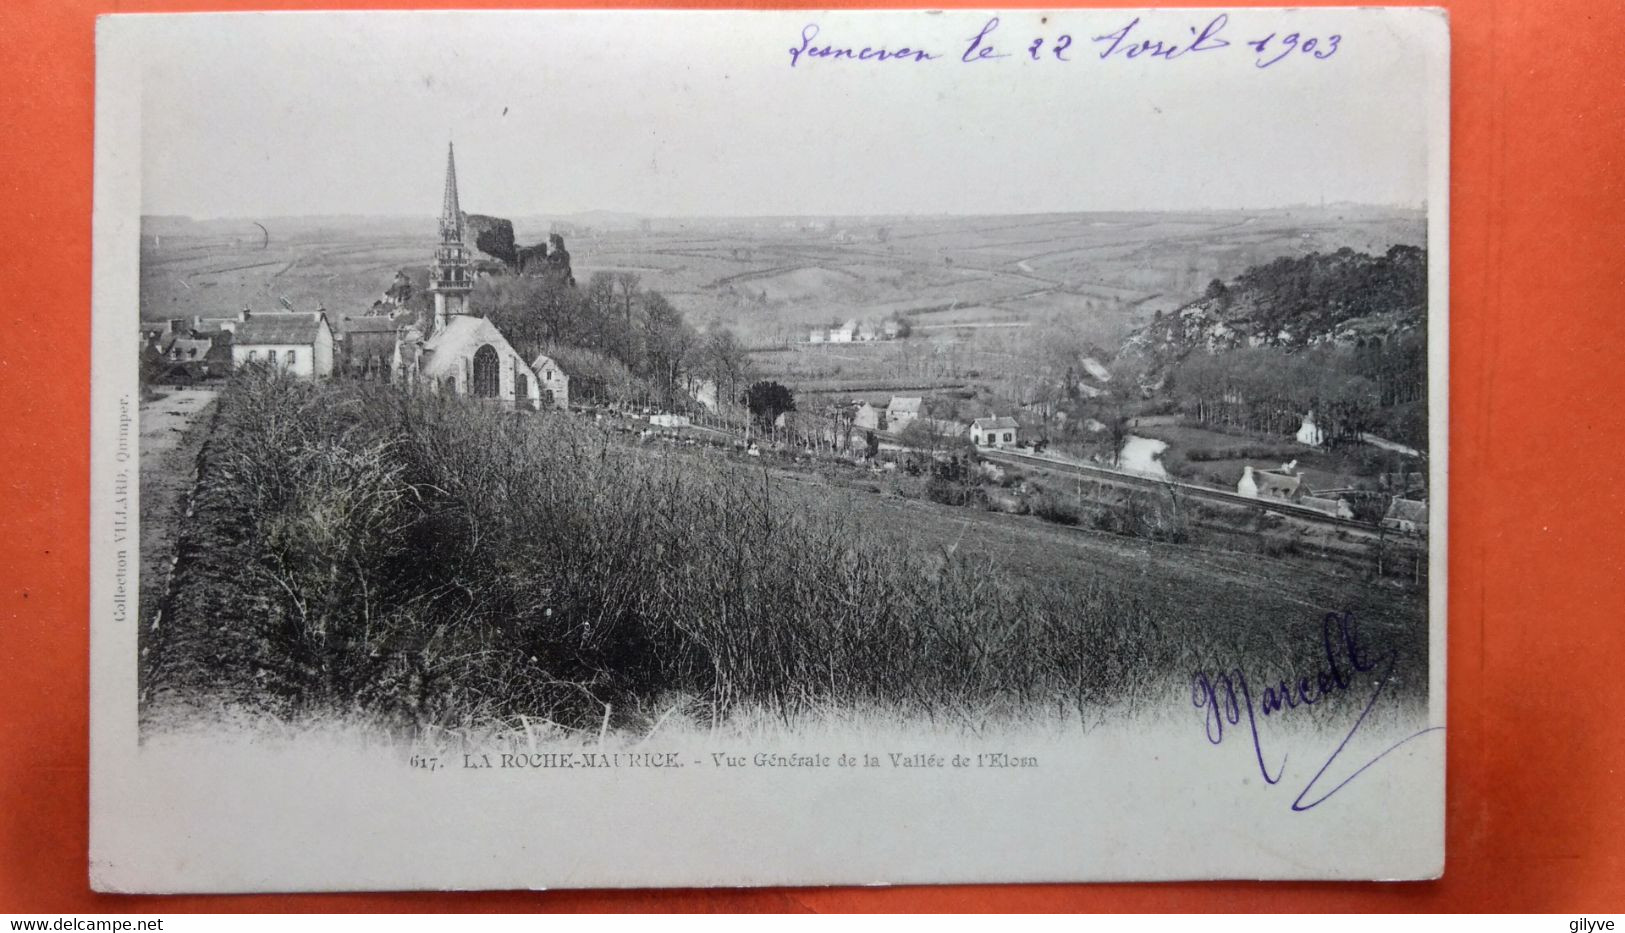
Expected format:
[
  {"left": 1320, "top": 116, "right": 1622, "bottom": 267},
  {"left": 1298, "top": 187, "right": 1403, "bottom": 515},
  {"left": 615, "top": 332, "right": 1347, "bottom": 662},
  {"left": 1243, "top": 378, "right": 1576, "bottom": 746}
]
[
  {"left": 429, "top": 141, "right": 472, "bottom": 334},
  {"left": 439, "top": 142, "right": 463, "bottom": 244}
]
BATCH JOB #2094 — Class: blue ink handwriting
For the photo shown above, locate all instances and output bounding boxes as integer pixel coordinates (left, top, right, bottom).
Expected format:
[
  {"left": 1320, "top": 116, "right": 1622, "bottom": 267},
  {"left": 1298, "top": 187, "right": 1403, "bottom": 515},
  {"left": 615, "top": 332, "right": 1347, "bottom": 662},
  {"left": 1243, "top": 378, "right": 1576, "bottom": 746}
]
[
  {"left": 1092, "top": 14, "right": 1232, "bottom": 61},
  {"left": 788, "top": 23, "right": 941, "bottom": 68},
  {"left": 1190, "top": 610, "right": 1442, "bottom": 811},
  {"left": 786, "top": 13, "right": 1343, "bottom": 70}
]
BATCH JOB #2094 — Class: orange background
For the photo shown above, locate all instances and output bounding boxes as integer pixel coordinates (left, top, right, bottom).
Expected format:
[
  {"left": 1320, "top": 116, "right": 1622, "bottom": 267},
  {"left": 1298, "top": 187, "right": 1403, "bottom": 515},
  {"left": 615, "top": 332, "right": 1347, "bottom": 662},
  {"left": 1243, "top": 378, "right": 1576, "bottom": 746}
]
[{"left": 2, "top": 0, "right": 1621, "bottom": 913}]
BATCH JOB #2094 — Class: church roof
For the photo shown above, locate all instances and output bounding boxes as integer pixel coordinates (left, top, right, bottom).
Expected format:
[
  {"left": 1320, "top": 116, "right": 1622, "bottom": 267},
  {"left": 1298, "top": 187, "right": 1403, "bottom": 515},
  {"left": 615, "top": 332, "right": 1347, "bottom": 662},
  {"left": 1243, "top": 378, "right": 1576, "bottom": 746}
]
[
  {"left": 234, "top": 312, "right": 327, "bottom": 346},
  {"left": 420, "top": 316, "right": 533, "bottom": 381}
]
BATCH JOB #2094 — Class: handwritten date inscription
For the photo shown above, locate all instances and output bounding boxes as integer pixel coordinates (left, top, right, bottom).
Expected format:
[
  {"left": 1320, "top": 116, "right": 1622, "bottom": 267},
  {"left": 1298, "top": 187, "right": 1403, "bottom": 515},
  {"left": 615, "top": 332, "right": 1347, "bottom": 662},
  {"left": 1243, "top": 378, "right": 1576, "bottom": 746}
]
[{"left": 788, "top": 15, "right": 1341, "bottom": 70}]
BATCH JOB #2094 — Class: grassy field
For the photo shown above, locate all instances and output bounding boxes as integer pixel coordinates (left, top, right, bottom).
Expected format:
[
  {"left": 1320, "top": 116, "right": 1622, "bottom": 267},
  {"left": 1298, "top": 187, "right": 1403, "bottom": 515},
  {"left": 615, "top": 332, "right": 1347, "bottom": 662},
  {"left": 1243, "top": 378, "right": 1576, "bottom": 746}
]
[
  {"left": 141, "top": 373, "right": 1427, "bottom": 740},
  {"left": 143, "top": 206, "right": 1423, "bottom": 343}
]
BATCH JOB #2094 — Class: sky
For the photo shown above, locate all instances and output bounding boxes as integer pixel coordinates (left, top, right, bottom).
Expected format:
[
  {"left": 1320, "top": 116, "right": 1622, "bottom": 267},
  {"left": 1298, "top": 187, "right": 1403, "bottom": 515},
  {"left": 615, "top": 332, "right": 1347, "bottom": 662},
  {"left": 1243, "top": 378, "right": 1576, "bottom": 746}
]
[{"left": 126, "top": 9, "right": 1444, "bottom": 220}]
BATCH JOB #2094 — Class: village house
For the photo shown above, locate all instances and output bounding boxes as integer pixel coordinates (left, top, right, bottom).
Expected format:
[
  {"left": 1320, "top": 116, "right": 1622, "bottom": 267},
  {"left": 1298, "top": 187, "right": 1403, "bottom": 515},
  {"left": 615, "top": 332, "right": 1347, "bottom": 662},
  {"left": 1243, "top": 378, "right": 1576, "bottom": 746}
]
[
  {"left": 165, "top": 337, "right": 214, "bottom": 364},
  {"left": 971, "top": 416, "right": 1021, "bottom": 448},
  {"left": 231, "top": 311, "right": 335, "bottom": 378},
  {"left": 1237, "top": 464, "right": 1304, "bottom": 501},
  {"left": 1300, "top": 494, "right": 1355, "bottom": 519},
  {"left": 393, "top": 143, "right": 542, "bottom": 409},
  {"left": 886, "top": 396, "right": 923, "bottom": 432},
  {"left": 829, "top": 319, "right": 860, "bottom": 343},
  {"left": 1296, "top": 411, "right": 1327, "bottom": 446},
  {"left": 1381, "top": 498, "right": 1429, "bottom": 536},
  {"left": 529, "top": 351, "right": 572, "bottom": 409},
  {"left": 335, "top": 314, "right": 402, "bottom": 378},
  {"left": 853, "top": 401, "right": 885, "bottom": 432},
  {"left": 808, "top": 329, "right": 827, "bottom": 344}
]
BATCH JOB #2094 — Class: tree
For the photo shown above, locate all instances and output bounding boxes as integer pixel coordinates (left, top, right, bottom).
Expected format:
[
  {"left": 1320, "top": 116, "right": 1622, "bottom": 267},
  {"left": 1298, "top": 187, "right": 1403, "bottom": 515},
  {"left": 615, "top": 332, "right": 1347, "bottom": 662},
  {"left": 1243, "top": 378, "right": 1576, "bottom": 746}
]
[
  {"left": 699, "top": 326, "right": 752, "bottom": 419},
  {"left": 743, "top": 381, "right": 796, "bottom": 432},
  {"left": 640, "top": 291, "right": 697, "bottom": 410}
]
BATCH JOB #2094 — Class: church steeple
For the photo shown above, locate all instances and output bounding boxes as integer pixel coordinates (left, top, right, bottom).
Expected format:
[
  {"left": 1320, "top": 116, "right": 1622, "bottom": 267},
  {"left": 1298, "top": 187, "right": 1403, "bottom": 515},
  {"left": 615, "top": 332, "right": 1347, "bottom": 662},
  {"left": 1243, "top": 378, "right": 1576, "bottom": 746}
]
[
  {"left": 439, "top": 142, "right": 463, "bottom": 244},
  {"left": 429, "top": 141, "right": 472, "bottom": 334}
]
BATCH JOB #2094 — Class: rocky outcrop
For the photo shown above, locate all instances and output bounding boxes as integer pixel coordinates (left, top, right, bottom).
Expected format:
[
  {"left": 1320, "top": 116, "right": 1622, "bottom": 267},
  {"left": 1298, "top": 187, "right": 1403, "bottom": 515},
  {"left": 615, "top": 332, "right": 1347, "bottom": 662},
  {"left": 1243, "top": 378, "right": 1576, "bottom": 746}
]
[
  {"left": 1120, "top": 245, "right": 1427, "bottom": 373},
  {"left": 463, "top": 214, "right": 574, "bottom": 285}
]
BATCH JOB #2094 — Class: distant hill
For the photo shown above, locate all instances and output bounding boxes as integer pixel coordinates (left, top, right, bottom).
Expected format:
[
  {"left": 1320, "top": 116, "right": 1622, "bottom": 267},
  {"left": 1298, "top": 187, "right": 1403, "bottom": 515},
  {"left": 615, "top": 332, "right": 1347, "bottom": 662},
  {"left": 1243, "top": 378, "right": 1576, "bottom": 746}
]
[{"left": 1121, "top": 245, "right": 1427, "bottom": 373}]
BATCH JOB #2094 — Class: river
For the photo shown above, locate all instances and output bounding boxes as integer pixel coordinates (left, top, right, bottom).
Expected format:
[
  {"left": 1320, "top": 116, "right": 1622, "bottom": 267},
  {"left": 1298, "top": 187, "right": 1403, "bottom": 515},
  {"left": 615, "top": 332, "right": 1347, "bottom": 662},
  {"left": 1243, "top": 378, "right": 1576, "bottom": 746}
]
[{"left": 1117, "top": 434, "right": 1169, "bottom": 478}]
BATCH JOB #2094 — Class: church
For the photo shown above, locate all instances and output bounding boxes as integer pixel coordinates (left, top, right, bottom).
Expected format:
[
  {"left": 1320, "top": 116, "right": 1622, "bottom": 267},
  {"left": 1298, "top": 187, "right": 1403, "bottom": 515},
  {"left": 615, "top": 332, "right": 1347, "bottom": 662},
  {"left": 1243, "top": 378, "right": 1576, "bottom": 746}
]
[{"left": 394, "top": 144, "right": 565, "bottom": 409}]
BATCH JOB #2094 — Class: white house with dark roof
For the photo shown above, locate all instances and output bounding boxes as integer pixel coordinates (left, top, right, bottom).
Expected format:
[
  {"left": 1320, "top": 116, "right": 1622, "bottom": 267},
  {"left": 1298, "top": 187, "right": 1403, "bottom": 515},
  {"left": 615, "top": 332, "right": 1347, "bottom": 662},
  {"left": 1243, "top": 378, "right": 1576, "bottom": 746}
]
[
  {"left": 231, "top": 311, "right": 335, "bottom": 378},
  {"left": 971, "top": 416, "right": 1020, "bottom": 448}
]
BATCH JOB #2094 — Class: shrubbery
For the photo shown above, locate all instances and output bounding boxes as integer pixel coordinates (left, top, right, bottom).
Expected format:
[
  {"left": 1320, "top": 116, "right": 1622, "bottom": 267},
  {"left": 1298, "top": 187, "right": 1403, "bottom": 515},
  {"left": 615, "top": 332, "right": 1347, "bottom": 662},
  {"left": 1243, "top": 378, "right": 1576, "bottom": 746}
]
[{"left": 151, "top": 371, "right": 1428, "bottom": 736}]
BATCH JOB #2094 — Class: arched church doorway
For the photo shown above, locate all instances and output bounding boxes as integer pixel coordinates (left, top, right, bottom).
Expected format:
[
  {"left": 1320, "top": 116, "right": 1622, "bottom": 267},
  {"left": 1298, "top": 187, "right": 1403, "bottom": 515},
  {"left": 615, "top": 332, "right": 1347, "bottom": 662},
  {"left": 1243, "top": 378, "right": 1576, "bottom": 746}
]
[{"left": 472, "top": 344, "right": 500, "bottom": 398}]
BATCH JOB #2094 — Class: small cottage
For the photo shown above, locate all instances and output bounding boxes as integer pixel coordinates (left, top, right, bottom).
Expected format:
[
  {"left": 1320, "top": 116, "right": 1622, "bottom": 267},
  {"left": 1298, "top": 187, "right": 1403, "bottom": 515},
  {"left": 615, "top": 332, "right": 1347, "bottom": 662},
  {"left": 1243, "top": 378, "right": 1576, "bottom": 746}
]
[
  {"left": 529, "top": 351, "right": 572, "bottom": 409},
  {"left": 336, "top": 315, "right": 403, "bottom": 379},
  {"left": 1238, "top": 465, "right": 1303, "bottom": 501},
  {"left": 886, "top": 396, "right": 923, "bottom": 432},
  {"left": 971, "top": 416, "right": 1020, "bottom": 448},
  {"left": 853, "top": 401, "right": 885, "bottom": 432},
  {"left": 1300, "top": 495, "right": 1355, "bottom": 520},
  {"left": 829, "top": 319, "right": 860, "bottom": 343},
  {"left": 1381, "top": 498, "right": 1429, "bottom": 536}
]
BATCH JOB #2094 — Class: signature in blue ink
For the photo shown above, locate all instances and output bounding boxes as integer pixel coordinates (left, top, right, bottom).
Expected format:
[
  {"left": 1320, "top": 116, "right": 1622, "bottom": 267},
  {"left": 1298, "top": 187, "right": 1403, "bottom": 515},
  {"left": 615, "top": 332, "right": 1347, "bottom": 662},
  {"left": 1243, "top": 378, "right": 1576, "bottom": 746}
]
[
  {"left": 788, "top": 23, "right": 941, "bottom": 68},
  {"left": 1190, "top": 610, "right": 1442, "bottom": 811}
]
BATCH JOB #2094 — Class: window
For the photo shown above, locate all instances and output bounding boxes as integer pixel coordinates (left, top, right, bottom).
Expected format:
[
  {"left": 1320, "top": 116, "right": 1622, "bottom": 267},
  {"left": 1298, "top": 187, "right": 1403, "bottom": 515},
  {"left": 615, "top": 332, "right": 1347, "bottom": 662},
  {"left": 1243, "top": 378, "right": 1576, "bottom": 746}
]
[
  {"left": 1003, "top": 432, "right": 1012, "bottom": 443},
  {"left": 288, "top": 349, "right": 299, "bottom": 367},
  {"left": 268, "top": 349, "right": 278, "bottom": 366},
  {"left": 471, "top": 344, "right": 500, "bottom": 398},
  {"left": 248, "top": 350, "right": 258, "bottom": 360}
]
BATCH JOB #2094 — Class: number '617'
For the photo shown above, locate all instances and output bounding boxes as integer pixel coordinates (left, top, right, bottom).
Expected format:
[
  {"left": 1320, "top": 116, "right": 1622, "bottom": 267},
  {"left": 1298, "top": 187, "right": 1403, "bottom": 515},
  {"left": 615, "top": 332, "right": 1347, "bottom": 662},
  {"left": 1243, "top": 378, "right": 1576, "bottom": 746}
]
[{"left": 1248, "top": 32, "right": 1341, "bottom": 68}]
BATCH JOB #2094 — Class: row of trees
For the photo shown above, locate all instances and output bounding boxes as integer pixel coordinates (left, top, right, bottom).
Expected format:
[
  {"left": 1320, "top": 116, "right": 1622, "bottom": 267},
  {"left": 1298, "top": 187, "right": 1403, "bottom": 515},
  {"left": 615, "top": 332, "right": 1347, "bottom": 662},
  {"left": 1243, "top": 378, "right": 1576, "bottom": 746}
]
[{"left": 1166, "top": 336, "right": 1427, "bottom": 448}]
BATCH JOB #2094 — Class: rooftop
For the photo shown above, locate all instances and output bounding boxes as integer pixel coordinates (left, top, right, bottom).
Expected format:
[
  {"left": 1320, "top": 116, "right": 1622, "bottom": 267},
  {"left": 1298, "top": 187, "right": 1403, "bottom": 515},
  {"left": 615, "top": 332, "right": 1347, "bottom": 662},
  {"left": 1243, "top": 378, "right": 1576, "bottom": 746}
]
[
  {"left": 234, "top": 312, "right": 327, "bottom": 346},
  {"left": 1385, "top": 497, "right": 1429, "bottom": 524}
]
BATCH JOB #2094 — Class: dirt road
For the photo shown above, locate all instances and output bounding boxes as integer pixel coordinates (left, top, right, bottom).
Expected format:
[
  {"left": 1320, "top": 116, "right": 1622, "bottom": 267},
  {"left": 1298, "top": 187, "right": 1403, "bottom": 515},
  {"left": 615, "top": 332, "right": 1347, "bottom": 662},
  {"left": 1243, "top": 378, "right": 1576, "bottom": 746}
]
[{"left": 138, "top": 388, "right": 218, "bottom": 707}]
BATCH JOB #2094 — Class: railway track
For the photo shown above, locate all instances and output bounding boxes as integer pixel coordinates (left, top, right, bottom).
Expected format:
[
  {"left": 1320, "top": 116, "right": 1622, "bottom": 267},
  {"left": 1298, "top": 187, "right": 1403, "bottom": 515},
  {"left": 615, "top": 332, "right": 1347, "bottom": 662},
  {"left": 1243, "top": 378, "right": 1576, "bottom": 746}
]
[{"left": 979, "top": 447, "right": 1381, "bottom": 533}]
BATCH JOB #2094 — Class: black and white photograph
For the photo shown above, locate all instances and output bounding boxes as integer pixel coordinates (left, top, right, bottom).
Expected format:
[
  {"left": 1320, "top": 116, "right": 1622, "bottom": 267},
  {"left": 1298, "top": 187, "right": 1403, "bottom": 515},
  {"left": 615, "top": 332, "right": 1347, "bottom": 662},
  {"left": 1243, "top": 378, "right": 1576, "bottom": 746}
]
[{"left": 90, "top": 8, "right": 1449, "bottom": 891}]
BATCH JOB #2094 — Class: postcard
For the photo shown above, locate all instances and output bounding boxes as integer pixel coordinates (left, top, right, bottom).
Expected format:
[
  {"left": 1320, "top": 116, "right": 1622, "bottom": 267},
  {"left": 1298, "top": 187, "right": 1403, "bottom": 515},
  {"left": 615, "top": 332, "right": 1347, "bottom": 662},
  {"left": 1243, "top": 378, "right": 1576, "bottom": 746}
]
[{"left": 90, "top": 7, "right": 1449, "bottom": 891}]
